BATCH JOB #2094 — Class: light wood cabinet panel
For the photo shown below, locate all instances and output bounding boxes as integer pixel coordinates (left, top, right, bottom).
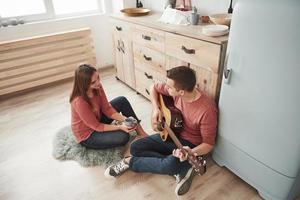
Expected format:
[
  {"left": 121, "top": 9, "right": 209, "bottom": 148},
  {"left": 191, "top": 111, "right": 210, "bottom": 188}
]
[
  {"left": 133, "top": 44, "right": 165, "bottom": 71},
  {"left": 135, "top": 68, "right": 165, "bottom": 100},
  {"left": 166, "top": 55, "right": 219, "bottom": 99},
  {"left": 122, "top": 36, "right": 135, "bottom": 88},
  {"left": 191, "top": 65, "right": 219, "bottom": 98},
  {"left": 132, "top": 25, "right": 165, "bottom": 53},
  {"left": 135, "top": 69, "right": 153, "bottom": 99},
  {"left": 113, "top": 31, "right": 125, "bottom": 82},
  {"left": 165, "top": 32, "right": 221, "bottom": 73},
  {"left": 165, "top": 55, "right": 188, "bottom": 71},
  {"left": 111, "top": 19, "right": 135, "bottom": 89},
  {"left": 134, "top": 48, "right": 166, "bottom": 100},
  {"left": 132, "top": 26, "right": 166, "bottom": 100}
]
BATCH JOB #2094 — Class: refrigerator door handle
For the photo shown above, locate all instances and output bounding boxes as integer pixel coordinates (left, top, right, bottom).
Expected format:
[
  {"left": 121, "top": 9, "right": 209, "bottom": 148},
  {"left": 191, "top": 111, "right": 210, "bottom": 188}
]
[
  {"left": 223, "top": 51, "right": 232, "bottom": 84},
  {"left": 223, "top": 68, "right": 232, "bottom": 84}
]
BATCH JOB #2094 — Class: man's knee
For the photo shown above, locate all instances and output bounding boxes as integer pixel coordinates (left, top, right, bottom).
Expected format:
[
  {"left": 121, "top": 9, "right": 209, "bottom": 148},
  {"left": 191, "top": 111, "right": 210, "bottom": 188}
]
[{"left": 163, "top": 157, "right": 183, "bottom": 175}]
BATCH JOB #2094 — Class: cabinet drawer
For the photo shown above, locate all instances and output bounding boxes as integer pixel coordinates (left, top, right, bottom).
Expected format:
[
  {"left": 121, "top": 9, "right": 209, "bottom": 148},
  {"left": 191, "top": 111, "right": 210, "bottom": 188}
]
[
  {"left": 135, "top": 70, "right": 151, "bottom": 100},
  {"left": 165, "top": 32, "right": 221, "bottom": 73},
  {"left": 110, "top": 19, "right": 131, "bottom": 36},
  {"left": 135, "top": 69, "right": 165, "bottom": 99},
  {"left": 134, "top": 59, "right": 166, "bottom": 83},
  {"left": 133, "top": 44, "right": 165, "bottom": 71},
  {"left": 131, "top": 25, "right": 165, "bottom": 53},
  {"left": 136, "top": 83, "right": 151, "bottom": 99}
]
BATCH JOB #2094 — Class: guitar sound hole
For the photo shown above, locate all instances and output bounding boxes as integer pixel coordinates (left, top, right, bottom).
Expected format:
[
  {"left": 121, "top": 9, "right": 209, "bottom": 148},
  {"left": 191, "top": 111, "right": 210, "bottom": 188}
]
[{"left": 157, "top": 122, "right": 164, "bottom": 131}]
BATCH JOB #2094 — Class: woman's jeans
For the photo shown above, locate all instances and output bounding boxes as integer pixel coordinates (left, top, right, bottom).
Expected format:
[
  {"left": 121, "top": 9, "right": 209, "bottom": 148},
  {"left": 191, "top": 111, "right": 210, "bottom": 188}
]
[
  {"left": 129, "top": 133, "right": 196, "bottom": 176},
  {"left": 80, "top": 96, "right": 139, "bottom": 149}
]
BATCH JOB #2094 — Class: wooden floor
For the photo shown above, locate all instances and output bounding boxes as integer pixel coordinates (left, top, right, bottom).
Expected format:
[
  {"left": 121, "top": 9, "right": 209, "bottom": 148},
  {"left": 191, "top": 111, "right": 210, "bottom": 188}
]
[{"left": 0, "top": 68, "right": 266, "bottom": 200}]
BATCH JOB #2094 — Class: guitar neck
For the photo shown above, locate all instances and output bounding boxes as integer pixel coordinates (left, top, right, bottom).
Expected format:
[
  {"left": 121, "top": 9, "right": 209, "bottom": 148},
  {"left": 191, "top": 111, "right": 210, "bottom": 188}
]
[{"left": 164, "top": 125, "right": 183, "bottom": 149}]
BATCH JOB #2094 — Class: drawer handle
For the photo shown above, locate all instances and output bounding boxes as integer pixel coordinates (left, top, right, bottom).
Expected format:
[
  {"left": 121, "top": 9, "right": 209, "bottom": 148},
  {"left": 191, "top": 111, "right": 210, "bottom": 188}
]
[
  {"left": 116, "top": 26, "right": 122, "bottom": 31},
  {"left": 142, "top": 35, "right": 151, "bottom": 41},
  {"left": 181, "top": 46, "right": 195, "bottom": 54},
  {"left": 143, "top": 54, "right": 152, "bottom": 61},
  {"left": 121, "top": 40, "right": 125, "bottom": 53},
  {"left": 145, "top": 88, "right": 150, "bottom": 95},
  {"left": 117, "top": 40, "right": 124, "bottom": 53},
  {"left": 117, "top": 40, "right": 121, "bottom": 52},
  {"left": 144, "top": 72, "right": 153, "bottom": 79}
]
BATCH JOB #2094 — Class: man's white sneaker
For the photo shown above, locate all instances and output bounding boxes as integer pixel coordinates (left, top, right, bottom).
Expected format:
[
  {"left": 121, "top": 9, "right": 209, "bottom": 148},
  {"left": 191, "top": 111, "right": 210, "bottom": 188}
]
[
  {"left": 104, "top": 159, "right": 129, "bottom": 178},
  {"left": 175, "top": 167, "right": 197, "bottom": 196}
]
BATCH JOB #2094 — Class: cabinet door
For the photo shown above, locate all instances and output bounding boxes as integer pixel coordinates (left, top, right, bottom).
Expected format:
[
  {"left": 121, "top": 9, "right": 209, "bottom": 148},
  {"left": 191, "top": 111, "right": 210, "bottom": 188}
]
[
  {"left": 111, "top": 19, "right": 135, "bottom": 89},
  {"left": 190, "top": 65, "right": 218, "bottom": 98},
  {"left": 112, "top": 31, "right": 124, "bottom": 82},
  {"left": 165, "top": 55, "right": 188, "bottom": 71},
  {"left": 122, "top": 36, "right": 135, "bottom": 89}
]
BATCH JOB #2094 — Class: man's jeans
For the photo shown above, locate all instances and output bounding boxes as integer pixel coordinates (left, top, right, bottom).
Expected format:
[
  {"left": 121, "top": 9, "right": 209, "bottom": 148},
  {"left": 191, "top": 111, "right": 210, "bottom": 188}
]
[
  {"left": 129, "top": 134, "right": 196, "bottom": 176},
  {"left": 80, "top": 96, "right": 140, "bottom": 149}
]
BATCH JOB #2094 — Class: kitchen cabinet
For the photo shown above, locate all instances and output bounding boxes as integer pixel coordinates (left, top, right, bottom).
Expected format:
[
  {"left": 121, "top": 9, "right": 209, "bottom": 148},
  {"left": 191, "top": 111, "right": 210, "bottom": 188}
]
[{"left": 110, "top": 13, "right": 228, "bottom": 102}]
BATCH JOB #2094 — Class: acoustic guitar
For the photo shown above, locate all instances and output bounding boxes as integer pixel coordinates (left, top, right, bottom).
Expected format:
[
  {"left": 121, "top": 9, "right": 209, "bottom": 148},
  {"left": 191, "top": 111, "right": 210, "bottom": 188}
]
[{"left": 157, "top": 94, "right": 207, "bottom": 175}]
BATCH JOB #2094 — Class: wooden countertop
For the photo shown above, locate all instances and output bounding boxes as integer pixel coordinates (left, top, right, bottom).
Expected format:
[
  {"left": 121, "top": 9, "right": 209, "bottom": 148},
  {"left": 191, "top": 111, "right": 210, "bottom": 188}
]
[{"left": 110, "top": 12, "right": 228, "bottom": 45}]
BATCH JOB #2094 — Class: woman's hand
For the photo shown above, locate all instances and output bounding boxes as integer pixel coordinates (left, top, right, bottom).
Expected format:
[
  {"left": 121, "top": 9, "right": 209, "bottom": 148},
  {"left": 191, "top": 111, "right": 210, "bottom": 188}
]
[
  {"left": 151, "top": 108, "right": 163, "bottom": 131},
  {"left": 118, "top": 124, "right": 136, "bottom": 133}
]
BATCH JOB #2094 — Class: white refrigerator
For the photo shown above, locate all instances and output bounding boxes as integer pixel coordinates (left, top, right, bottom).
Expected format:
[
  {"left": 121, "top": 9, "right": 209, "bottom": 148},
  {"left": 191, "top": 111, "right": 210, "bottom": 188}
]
[{"left": 212, "top": 0, "right": 300, "bottom": 200}]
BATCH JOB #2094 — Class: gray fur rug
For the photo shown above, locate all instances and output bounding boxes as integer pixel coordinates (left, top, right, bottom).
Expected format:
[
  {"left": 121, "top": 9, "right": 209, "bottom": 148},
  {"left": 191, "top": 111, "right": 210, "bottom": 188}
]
[{"left": 52, "top": 126, "right": 135, "bottom": 167}]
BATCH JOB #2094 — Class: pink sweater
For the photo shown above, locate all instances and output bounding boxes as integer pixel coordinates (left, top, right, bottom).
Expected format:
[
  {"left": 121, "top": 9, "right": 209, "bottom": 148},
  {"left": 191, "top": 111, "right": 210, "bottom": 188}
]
[
  {"left": 155, "top": 83, "right": 218, "bottom": 146},
  {"left": 71, "top": 87, "right": 117, "bottom": 143}
]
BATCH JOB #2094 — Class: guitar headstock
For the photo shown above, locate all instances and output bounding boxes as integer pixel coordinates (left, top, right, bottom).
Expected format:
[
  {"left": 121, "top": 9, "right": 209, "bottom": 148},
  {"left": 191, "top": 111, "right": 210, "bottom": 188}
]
[{"left": 188, "top": 155, "right": 207, "bottom": 175}]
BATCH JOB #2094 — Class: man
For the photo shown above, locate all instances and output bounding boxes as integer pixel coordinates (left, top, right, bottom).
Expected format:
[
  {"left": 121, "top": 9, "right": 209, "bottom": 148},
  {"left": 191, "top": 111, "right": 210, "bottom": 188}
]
[{"left": 105, "top": 66, "right": 218, "bottom": 195}]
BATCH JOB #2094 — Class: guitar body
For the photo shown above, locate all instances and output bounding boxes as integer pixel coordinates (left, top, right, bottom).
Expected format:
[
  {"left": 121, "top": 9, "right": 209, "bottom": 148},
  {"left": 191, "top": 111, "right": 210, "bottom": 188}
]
[{"left": 158, "top": 94, "right": 183, "bottom": 141}]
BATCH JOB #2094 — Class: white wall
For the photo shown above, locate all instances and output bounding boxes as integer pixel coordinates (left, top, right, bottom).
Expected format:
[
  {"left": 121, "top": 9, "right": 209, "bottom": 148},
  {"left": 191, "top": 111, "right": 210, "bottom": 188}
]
[
  {"left": 0, "top": 1, "right": 114, "bottom": 68},
  {"left": 0, "top": 0, "right": 236, "bottom": 69}
]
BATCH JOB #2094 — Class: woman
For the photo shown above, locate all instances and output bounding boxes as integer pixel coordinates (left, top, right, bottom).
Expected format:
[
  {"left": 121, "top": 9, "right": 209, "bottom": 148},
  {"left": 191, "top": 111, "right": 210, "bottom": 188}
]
[{"left": 70, "top": 64, "right": 147, "bottom": 149}]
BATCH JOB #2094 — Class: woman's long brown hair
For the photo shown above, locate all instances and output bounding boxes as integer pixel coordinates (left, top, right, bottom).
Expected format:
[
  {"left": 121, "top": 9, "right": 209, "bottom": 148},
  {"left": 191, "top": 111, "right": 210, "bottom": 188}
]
[{"left": 69, "top": 64, "right": 99, "bottom": 106}]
